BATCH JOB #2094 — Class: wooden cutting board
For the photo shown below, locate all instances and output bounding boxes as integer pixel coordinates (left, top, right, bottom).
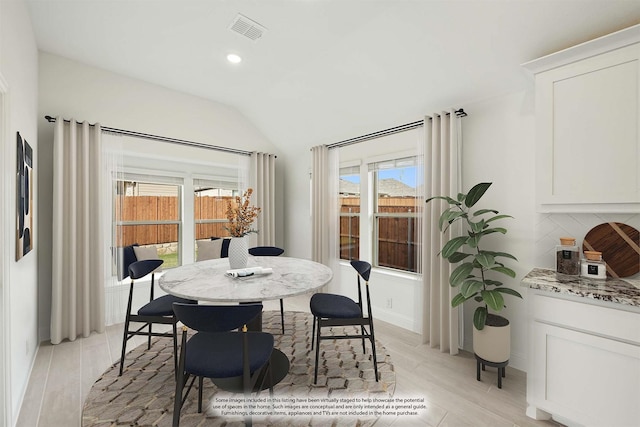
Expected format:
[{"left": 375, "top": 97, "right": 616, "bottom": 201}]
[{"left": 582, "top": 222, "right": 640, "bottom": 278}]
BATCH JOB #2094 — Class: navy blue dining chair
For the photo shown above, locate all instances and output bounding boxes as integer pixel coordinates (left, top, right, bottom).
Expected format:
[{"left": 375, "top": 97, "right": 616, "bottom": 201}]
[
  {"left": 248, "top": 246, "right": 286, "bottom": 333},
  {"left": 119, "top": 257, "right": 196, "bottom": 377},
  {"left": 172, "top": 303, "right": 275, "bottom": 427},
  {"left": 309, "top": 259, "right": 378, "bottom": 384}
]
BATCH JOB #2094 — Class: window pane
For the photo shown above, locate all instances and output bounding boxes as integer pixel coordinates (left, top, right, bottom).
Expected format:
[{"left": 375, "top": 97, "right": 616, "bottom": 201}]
[
  {"left": 194, "top": 183, "right": 237, "bottom": 240},
  {"left": 376, "top": 216, "right": 418, "bottom": 272},
  {"left": 374, "top": 158, "right": 419, "bottom": 272},
  {"left": 115, "top": 224, "right": 180, "bottom": 269},
  {"left": 340, "top": 168, "right": 360, "bottom": 260},
  {"left": 116, "top": 182, "right": 179, "bottom": 220},
  {"left": 115, "top": 180, "right": 181, "bottom": 269},
  {"left": 376, "top": 164, "right": 419, "bottom": 212},
  {"left": 340, "top": 215, "right": 360, "bottom": 261}
]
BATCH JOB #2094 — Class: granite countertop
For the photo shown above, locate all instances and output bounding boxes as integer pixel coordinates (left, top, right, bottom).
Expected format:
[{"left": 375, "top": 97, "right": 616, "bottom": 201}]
[{"left": 522, "top": 267, "right": 640, "bottom": 308}]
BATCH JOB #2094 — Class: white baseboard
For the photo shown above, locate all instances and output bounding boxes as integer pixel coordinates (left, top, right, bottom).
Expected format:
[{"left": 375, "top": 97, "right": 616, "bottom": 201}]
[
  {"left": 375, "top": 308, "right": 419, "bottom": 333},
  {"left": 12, "top": 340, "right": 41, "bottom": 427}
]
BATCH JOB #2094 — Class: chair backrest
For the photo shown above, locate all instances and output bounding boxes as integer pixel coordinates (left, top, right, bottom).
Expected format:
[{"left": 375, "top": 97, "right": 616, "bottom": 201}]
[
  {"left": 129, "top": 259, "right": 163, "bottom": 280},
  {"left": 173, "top": 303, "right": 263, "bottom": 333},
  {"left": 350, "top": 260, "right": 373, "bottom": 318},
  {"left": 116, "top": 243, "right": 139, "bottom": 280},
  {"left": 211, "top": 237, "right": 231, "bottom": 258},
  {"left": 248, "top": 246, "right": 284, "bottom": 257},
  {"left": 350, "top": 260, "right": 371, "bottom": 282}
]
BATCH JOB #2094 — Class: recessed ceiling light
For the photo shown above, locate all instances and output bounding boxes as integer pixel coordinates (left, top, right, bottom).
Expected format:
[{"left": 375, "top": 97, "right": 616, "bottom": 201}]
[{"left": 227, "top": 53, "right": 242, "bottom": 64}]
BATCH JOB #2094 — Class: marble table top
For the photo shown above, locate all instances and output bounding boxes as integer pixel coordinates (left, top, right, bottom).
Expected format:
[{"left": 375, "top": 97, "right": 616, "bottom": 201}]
[
  {"left": 158, "top": 256, "right": 333, "bottom": 302},
  {"left": 522, "top": 267, "right": 640, "bottom": 308}
]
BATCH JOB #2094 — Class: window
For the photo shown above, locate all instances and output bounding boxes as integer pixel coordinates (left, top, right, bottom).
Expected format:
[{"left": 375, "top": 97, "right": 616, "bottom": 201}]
[
  {"left": 339, "top": 166, "right": 360, "bottom": 260},
  {"left": 114, "top": 177, "right": 182, "bottom": 269},
  {"left": 370, "top": 157, "right": 419, "bottom": 272},
  {"left": 194, "top": 178, "right": 239, "bottom": 242},
  {"left": 337, "top": 154, "right": 420, "bottom": 274}
]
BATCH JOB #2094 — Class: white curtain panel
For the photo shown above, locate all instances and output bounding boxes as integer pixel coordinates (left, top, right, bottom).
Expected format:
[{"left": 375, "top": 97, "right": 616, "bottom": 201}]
[
  {"left": 250, "top": 152, "right": 276, "bottom": 246},
  {"left": 421, "top": 110, "right": 462, "bottom": 354},
  {"left": 51, "top": 118, "right": 105, "bottom": 344},
  {"left": 102, "top": 133, "right": 125, "bottom": 326},
  {"left": 310, "top": 145, "right": 339, "bottom": 271}
]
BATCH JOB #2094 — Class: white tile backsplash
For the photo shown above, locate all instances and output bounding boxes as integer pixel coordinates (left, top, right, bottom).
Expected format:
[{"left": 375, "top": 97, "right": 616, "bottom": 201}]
[{"left": 534, "top": 213, "right": 640, "bottom": 271}]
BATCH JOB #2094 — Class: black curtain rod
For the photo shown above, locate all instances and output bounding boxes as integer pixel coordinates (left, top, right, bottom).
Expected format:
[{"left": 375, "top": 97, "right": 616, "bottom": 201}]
[
  {"left": 44, "top": 115, "right": 253, "bottom": 157},
  {"left": 326, "top": 108, "right": 467, "bottom": 150}
]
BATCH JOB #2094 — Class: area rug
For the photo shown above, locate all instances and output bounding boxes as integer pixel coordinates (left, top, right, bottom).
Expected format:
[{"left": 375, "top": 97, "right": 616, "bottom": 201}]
[{"left": 82, "top": 311, "right": 396, "bottom": 426}]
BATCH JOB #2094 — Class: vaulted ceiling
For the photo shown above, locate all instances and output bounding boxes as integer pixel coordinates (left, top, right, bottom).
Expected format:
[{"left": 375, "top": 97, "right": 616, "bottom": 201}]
[{"left": 26, "top": 0, "right": 640, "bottom": 151}]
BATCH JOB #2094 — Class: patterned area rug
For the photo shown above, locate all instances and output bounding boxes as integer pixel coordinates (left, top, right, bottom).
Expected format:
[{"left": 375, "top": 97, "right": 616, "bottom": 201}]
[{"left": 82, "top": 311, "right": 395, "bottom": 426}]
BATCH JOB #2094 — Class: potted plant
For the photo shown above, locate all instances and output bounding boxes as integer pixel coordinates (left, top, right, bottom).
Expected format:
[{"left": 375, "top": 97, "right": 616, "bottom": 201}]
[
  {"left": 426, "top": 182, "right": 522, "bottom": 365},
  {"left": 225, "top": 188, "right": 261, "bottom": 269}
]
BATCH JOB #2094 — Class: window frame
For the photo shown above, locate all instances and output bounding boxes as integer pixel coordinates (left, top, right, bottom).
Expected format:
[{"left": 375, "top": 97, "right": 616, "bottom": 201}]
[
  {"left": 114, "top": 173, "right": 184, "bottom": 269},
  {"left": 193, "top": 177, "right": 241, "bottom": 241},
  {"left": 338, "top": 152, "right": 420, "bottom": 274},
  {"left": 339, "top": 164, "right": 362, "bottom": 261},
  {"left": 371, "top": 165, "right": 419, "bottom": 272}
]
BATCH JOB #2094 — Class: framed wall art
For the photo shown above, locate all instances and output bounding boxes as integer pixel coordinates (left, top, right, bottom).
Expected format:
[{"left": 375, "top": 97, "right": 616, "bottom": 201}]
[{"left": 16, "top": 132, "right": 34, "bottom": 260}]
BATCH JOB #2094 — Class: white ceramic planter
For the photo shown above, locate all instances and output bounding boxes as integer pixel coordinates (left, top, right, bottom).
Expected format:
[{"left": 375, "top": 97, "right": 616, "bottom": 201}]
[
  {"left": 228, "top": 236, "right": 249, "bottom": 269},
  {"left": 473, "top": 314, "right": 510, "bottom": 363}
]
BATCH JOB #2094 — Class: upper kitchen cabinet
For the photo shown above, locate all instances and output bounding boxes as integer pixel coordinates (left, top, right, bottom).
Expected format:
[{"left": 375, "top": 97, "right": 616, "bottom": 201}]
[{"left": 523, "top": 25, "right": 640, "bottom": 212}]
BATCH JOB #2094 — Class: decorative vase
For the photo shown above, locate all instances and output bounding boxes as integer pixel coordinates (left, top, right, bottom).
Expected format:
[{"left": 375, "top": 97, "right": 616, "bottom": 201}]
[
  {"left": 473, "top": 314, "right": 510, "bottom": 363},
  {"left": 228, "top": 236, "right": 249, "bottom": 269}
]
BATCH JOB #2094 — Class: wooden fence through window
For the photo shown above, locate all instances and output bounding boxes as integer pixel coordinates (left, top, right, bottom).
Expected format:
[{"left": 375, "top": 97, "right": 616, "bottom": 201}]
[
  {"left": 340, "top": 196, "right": 420, "bottom": 272},
  {"left": 115, "top": 195, "right": 234, "bottom": 246},
  {"left": 116, "top": 195, "right": 420, "bottom": 272}
]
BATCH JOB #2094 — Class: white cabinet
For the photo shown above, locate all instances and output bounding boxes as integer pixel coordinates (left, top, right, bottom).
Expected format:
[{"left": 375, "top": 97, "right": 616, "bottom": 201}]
[
  {"left": 526, "top": 292, "right": 640, "bottom": 427},
  {"left": 523, "top": 25, "right": 640, "bottom": 212}
]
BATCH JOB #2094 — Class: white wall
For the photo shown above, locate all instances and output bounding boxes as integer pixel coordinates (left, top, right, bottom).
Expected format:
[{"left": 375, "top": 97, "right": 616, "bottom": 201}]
[
  {"left": 0, "top": 0, "right": 39, "bottom": 424},
  {"left": 460, "top": 89, "right": 537, "bottom": 370},
  {"left": 281, "top": 146, "right": 313, "bottom": 260},
  {"left": 37, "top": 52, "right": 283, "bottom": 341}
]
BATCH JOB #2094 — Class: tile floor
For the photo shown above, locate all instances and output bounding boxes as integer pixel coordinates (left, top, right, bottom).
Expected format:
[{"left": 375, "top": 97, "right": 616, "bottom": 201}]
[{"left": 16, "top": 295, "right": 561, "bottom": 427}]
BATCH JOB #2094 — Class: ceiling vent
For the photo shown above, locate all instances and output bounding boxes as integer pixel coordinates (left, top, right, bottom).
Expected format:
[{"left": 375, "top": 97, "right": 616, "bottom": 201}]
[{"left": 229, "top": 14, "right": 267, "bottom": 42}]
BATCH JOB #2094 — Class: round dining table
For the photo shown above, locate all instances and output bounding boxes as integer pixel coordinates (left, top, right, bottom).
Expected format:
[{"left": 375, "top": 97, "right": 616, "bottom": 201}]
[{"left": 158, "top": 256, "right": 333, "bottom": 303}]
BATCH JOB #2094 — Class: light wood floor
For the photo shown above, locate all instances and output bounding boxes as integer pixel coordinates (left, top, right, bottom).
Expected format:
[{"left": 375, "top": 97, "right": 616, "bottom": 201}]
[{"left": 16, "top": 295, "right": 560, "bottom": 427}]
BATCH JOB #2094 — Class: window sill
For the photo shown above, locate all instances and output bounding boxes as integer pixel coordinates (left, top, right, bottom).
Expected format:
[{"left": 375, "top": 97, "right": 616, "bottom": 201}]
[{"left": 338, "top": 260, "right": 418, "bottom": 280}]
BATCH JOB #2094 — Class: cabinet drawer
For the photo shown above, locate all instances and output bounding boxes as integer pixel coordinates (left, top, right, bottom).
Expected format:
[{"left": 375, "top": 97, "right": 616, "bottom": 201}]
[{"left": 533, "top": 293, "right": 640, "bottom": 343}]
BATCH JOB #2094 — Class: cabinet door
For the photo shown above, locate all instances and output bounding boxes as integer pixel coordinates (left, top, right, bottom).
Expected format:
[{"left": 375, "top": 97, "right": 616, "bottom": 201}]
[
  {"left": 531, "top": 322, "right": 640, "bottom": 427},
  {"left": 536, "top": 43, "right": 640, "bottom": 211}
]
